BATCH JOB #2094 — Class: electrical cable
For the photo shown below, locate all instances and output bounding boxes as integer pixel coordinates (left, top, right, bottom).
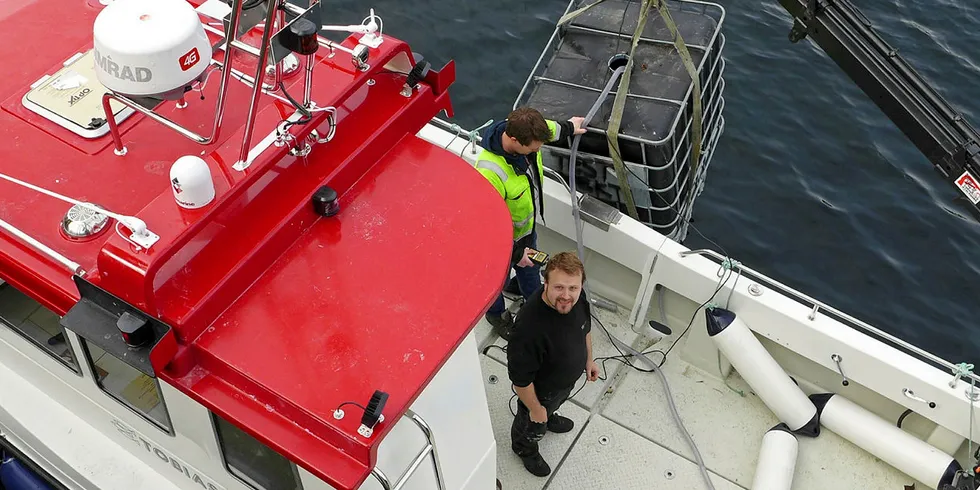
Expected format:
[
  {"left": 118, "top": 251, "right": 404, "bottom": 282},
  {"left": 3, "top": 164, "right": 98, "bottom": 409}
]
[
  {"left": 277, "top": 81, "right": 312, "bottom": 133},
  {"left": 336, "top": 401, "right": 367, "bottom": 412}
]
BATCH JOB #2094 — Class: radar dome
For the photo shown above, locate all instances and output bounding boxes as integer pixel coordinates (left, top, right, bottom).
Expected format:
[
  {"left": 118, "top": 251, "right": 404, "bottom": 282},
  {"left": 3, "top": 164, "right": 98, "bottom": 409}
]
[{"left": 93, "top": 0, "right": 212, "bottom": 99}]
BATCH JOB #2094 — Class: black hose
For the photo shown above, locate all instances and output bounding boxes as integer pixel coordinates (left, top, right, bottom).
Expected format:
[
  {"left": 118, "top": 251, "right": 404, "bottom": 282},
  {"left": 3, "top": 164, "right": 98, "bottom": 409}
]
[{"left": 897, "top": 408, "right": 914, "bottom": 428}]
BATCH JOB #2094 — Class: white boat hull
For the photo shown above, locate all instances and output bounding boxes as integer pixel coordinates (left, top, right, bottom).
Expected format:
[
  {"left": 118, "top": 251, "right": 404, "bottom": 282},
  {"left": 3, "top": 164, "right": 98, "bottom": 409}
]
[{"left": 1, "top": 121, "right": 979, "bottom": 490}]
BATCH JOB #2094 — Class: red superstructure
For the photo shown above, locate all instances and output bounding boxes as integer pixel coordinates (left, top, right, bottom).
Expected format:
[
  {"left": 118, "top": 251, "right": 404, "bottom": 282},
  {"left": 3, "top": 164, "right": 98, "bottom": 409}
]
[{"left": 0, "top": 0, "right": 512, "bottom": 487}]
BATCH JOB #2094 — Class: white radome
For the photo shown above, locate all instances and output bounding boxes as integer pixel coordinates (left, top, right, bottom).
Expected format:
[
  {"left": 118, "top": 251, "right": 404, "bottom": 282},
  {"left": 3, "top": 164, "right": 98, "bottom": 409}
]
[
  {"left": 93, "top": 0, "right": 212, "bottom": 98},
  {"left": 170, "top": 155, "right": 215, "bottom": 209}
]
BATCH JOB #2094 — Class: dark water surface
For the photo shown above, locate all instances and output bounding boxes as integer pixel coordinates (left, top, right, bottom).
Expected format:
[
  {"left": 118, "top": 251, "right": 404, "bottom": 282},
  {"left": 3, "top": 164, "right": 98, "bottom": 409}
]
[{"left": 326, "top": 0, "right": 980, "bottom": 365}]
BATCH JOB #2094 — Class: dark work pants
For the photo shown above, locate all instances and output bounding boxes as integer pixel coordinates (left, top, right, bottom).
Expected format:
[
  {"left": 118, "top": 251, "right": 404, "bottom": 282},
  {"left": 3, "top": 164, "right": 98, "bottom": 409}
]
[
  {"left": 510, "top": 385, "right": 573, "bottom": 458},
  {"left": 487, "top": 230, "right": 541, "bottom": 317}
]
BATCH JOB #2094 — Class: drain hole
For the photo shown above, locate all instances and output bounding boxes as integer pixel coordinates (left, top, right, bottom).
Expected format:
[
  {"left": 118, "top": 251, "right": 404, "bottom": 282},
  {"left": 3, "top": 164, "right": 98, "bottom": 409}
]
[
  {"left": 608, "top": 53, "right": 629, "bottom": 71},
  {"left": 488, "top": 374, "right": 498, "bottom": 384}
]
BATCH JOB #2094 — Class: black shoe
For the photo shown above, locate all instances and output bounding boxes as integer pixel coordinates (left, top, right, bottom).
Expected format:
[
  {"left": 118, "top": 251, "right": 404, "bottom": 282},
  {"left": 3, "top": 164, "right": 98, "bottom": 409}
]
[
  {"left": 547, "top": 413, "right": 574, "bottom": 433},
  {"left": 520, "top": 453, "right": 551, "bottom": 477},
  {"left": 486, "top": 313, "right": 514, "bottom": 341},
  {"left": 503, "top": 276, "right": 522, "bottom": 297}
]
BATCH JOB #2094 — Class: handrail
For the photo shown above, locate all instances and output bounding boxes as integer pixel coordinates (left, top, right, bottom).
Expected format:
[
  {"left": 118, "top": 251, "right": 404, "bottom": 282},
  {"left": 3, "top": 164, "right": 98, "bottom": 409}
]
[
  {"left": 0, "top": 218, "right": 83, "bottom": 275},
  {"left": 678, "top": 248, "right": 980, "bottom": 383},
  {"left": 234, "top": 0, "right": 285, "bottom": 169},
  {"left": 543, "top": 166, "right": 571, "bottom": 194},
  {"left": 369, "top": 409, "right": 445, "bottom": 490}
]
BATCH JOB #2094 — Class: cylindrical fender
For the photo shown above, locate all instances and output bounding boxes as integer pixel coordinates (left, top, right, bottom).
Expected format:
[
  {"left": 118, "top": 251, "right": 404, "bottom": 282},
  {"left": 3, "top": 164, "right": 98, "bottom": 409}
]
[
  {"left": 751, "top": 423, "right": 798, "bottom": 490},
  {"left": 811, "top": 393, "right": 960, "bottom": 490},
  {"left": 706, "top": 307, "right": 819, "bottom": 436}
]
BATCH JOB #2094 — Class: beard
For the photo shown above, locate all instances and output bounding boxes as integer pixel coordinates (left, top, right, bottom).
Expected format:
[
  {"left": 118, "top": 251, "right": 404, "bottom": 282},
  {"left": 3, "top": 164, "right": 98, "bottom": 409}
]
[{"left": 551, "top": 296, "right": 574, "bottom": 313}]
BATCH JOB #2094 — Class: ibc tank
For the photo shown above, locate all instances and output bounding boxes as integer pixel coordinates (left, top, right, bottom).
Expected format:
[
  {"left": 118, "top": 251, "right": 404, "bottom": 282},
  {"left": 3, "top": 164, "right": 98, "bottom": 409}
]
[{"left": 515, "top": 0, "right": 727, "bottom": 241}]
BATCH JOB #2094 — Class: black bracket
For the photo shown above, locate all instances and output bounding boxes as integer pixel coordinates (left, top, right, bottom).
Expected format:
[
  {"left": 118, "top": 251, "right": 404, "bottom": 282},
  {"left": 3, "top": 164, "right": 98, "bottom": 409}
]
[
  {"left": 272, "top": 1, "right": 322, "bottom": 64},
  {"left": 789, "top": 0, "right": 820, "bottom": 43},
  {"left": 60, "top": 276, "right": 175, "bottom": 377},
  {"left": 222, "top": 0, "right": 271, "bottom": 39},
  {"left": 355, "top": 390, "right": 389, "bottom": 438},
  {"left": 405, "top": 60, "right": 431, "bottom": 89},
  {"left": 361, "top": 390, "right": 388, "bottom": 428}
]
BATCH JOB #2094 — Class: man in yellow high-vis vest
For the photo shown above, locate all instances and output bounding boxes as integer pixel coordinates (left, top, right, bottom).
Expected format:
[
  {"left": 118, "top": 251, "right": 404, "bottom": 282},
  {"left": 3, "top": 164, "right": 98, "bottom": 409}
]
[{"left": 475, "top": 107, "right": 584, "bottom": 340}]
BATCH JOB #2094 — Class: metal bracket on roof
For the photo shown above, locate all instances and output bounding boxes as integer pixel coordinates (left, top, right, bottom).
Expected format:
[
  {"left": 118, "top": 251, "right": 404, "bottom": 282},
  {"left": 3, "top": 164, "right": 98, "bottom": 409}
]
[{"left": 60, "top": 276, "right": 176, "bottom": 377}]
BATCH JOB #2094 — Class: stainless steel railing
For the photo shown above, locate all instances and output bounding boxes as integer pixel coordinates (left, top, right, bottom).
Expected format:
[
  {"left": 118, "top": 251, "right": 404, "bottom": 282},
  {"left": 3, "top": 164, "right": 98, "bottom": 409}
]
[
  {"left": 678, "top": 248, "right": 980, "bottom": 383},
  {"left": 369, "top": 409, "right": 445, "bottom": 490}
]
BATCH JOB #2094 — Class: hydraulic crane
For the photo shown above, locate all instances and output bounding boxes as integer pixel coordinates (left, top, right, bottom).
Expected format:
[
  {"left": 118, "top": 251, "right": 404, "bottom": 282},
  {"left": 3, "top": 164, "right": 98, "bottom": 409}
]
[{"left": 777, "top": 0, "right": 980, "bottom": 223}]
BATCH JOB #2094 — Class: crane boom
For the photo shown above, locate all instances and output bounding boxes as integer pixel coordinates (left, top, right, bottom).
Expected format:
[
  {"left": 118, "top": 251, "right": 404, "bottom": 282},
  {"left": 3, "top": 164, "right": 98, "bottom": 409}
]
[{"left": 777, "top": 0, "right": 980, "bottom": 218}]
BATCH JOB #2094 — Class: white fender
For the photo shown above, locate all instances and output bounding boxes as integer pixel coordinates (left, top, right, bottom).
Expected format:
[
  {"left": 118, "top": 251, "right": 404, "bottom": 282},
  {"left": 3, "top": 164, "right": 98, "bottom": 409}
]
[
  {"left": 811, "top": 393, "right": 960, "bottom": 490},
  {"left": 706, "top": 307, "right": 819, "bottom": 436},
  {"left": 751, "top": 424, "right": 798, "bottom": 490}
]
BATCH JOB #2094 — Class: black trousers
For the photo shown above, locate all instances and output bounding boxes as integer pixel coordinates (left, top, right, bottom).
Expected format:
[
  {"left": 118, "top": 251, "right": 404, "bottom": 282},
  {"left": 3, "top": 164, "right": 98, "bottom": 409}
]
[{"left": 510, "top": 385, "right": 572, "bottom": 458}]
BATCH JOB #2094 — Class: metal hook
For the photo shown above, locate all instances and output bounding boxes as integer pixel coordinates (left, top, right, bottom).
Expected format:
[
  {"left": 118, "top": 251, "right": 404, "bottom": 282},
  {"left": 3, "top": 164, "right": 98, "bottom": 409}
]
[
  {"left": 831, "top": 354, "right": 849, "bottom": 386},
  {"left": 902, "top": 388, "right": 937, "bottom": 408}
]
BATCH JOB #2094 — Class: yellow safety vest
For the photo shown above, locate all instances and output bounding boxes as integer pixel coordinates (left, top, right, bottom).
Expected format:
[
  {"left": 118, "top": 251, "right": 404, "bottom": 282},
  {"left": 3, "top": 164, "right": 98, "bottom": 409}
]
[{"left": 475, "top": 120, "right": 561, "bottom": 240}]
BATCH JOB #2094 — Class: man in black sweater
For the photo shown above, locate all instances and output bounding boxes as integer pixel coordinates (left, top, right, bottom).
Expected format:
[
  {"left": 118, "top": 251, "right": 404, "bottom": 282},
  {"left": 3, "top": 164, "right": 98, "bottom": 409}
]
[{"left": 506, "top": 252, "right": 600, "bottom": 477}]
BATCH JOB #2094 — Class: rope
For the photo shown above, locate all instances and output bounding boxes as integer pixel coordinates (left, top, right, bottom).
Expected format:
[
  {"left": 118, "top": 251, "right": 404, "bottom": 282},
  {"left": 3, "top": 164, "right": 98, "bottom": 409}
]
[
  {"left": 944, "top": 361, "right": 980, "bottom": 465},
  {"left": 718, "top": 257, "right": 741, "bottom": 277},
  {"left": 603, "top": 0, "right": 651, "bottom": 220},
  {"left": 953, "top": 362, "right": 975, "bottom": 379},
  {"left": 0, "top": 171, "right": 149, "bottom": 239},
  {"left": 971, "top": 377, "right": 976, "bottom": 465},
  {"left": 953, "top": 362, "right": 980, "bottom": 463},
  {"left": 447, "top": 119, "right": 493, "bottom": 155},
  {"left": 720, "top": 258, "right": 741, "bottom": 269},
  {"left": 557, "top": 0, "right": 610, "bottom": 26},
  {"left": 950, "top": 361, "right": 975, "bottom": 390}
]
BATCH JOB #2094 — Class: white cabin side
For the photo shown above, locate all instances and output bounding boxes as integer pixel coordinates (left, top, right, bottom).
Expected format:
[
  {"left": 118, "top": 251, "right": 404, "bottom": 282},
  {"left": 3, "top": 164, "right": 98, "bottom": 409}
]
[{"left": 0, "top": 275, "right": 496, "bottom": 490}]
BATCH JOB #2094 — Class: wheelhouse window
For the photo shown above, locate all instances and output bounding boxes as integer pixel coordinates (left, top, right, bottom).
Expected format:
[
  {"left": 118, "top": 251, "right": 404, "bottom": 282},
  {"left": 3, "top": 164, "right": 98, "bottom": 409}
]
[
  {"left": 212, "top": 412, "right": 304, "bottom": 490},
  {"left": 81, "top": 340, "right": 172, "bottom": 433},
  {"left": 0, "top": 282, "right": 79, "bottom": 372}
]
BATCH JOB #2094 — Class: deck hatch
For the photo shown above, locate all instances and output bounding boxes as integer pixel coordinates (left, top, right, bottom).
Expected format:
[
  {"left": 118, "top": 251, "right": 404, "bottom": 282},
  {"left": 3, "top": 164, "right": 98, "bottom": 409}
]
[{"left": 21, "top": 49, "right": 138, "bottom": 139}]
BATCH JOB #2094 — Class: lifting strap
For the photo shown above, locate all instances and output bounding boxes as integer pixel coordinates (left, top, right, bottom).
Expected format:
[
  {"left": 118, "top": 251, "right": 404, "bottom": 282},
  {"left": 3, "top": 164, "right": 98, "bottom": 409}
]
[{"left": 558, "top": 0, "right": 703, "bottom": 221}]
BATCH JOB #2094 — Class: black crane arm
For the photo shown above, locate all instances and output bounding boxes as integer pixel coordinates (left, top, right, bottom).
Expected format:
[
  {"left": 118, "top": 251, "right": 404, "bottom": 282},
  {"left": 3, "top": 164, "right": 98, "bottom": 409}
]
[{"left": 776, "top": 0, "right": 980, "bottom": 218}]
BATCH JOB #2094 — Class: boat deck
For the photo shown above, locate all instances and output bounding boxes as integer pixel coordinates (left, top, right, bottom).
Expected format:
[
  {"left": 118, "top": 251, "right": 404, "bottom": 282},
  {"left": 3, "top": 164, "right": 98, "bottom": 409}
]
[{"left": 475, "top": 295, "right": 913, "bottom": 489}]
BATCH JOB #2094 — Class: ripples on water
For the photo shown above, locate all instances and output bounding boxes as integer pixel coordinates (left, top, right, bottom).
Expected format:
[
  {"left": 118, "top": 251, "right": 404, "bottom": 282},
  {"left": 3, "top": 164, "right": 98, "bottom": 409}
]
[{"left": 325, "top": 0, "right": 980, "bottom": 365}]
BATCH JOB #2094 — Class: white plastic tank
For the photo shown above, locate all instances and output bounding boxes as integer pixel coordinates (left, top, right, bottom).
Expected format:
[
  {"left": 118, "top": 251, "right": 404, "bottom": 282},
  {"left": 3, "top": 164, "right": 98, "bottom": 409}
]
[
  {"left": 93, "top": 0, "right": 212, "bottom": 99},
  {"left": 170, "top": 156, "right": 215, "bottom": 209}
]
